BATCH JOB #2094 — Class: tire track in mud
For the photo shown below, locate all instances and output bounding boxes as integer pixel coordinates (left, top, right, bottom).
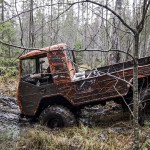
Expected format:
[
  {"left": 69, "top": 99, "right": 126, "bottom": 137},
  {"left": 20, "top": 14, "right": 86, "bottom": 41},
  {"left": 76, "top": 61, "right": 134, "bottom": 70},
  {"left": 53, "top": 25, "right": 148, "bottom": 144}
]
[
  {"left": 0, "top": 96, "right": 24, "bottom": 142},
  {"left": 0, "top": 96, "right": 19, "bottom": 123}
]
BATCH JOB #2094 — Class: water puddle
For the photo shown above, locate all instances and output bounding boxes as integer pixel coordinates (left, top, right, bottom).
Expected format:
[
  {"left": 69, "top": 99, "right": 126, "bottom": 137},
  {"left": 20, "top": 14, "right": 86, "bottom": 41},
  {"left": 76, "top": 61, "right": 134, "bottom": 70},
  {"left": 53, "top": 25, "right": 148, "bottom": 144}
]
[{"left": 0, "top": 96, "right": 29, "bottom": 149}]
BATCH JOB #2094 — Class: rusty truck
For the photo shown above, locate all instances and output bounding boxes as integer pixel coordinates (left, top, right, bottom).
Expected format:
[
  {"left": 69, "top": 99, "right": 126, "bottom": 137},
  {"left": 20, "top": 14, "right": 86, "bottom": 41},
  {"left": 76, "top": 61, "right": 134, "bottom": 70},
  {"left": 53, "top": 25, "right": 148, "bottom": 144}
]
[{"left": 17, "top": 43, "right": 150, "bottom": 128}]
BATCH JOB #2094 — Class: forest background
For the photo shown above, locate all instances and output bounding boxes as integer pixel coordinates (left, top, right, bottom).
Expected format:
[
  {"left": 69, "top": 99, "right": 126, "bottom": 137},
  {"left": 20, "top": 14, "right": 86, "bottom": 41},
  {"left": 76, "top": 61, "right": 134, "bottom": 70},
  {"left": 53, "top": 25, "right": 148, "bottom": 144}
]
[{"left": 1, "top": 0, "right": 150, "bottom": 74}]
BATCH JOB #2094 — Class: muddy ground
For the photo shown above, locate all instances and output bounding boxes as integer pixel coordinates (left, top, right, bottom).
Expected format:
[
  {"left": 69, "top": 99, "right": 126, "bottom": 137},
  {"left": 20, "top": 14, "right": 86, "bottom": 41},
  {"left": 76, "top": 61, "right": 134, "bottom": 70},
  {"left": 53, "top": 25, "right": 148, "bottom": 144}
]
[
  {"left": 0, "top": 95, "right": 149, "bottom": 149},
  {"left": 0, "top": 77, "right": 149, "bottom": 149},
  {"left": 0, "top": 95, "right": 132, "bottom": 147},
  {"left": 0, "top": 78, "right": 26, "bottom": 149},
  {"left": 0, "top": 96, "right": 28, "bottom": 149}
]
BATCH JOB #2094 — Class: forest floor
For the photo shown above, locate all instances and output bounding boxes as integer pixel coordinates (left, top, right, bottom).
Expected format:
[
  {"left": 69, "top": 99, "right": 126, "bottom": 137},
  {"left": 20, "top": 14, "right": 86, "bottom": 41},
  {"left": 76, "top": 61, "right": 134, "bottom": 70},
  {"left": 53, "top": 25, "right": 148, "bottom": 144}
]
[{"left": 0, "top": 76, "right": 150, "bottom": 150}]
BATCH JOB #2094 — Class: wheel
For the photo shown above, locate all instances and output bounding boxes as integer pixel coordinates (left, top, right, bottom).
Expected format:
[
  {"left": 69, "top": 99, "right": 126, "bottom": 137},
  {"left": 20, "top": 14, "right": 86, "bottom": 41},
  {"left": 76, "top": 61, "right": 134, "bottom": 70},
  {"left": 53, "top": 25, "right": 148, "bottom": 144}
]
[
  {"left": 121, "top": 90, "right": 149, "bottom": 126},
  {"left": 39, "top": 105, "right": 76, "bottom": 128},
  {"left": 140, "top": 88, "right": 150, "bottom": 114},
  {"left": 134, "top": 88, "right": 150, "bottom": 126},
  {"left": 139, "top": 88, "right": 150, "bottom": 125}
]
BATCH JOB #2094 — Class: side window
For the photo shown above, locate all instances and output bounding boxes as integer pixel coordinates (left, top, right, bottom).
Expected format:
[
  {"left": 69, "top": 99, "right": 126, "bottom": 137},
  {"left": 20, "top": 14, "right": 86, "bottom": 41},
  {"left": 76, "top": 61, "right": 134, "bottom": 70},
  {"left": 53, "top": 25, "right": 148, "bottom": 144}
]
[
  {"left": 21, "top": 58, "right": 36, "bottom": 76},
  {"left": 39, "top": 56, "right": 53, "bottom": 84},
  {"left": 39, "top": 57, "right": 49, "bottom": 73}
]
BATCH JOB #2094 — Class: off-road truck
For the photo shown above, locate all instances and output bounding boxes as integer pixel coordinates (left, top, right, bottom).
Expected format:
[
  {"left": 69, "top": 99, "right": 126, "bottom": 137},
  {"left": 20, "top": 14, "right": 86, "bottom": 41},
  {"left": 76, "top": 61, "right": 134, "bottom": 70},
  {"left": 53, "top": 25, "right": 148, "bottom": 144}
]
[{"left": 17, "top": 43, "right": 150, "bottom": 128}]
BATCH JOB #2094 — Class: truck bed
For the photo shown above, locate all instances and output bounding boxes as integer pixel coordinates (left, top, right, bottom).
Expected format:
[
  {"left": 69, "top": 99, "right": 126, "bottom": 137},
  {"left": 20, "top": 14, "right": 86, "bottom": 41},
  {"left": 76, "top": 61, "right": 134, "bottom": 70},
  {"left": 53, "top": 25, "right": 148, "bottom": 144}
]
[
  {"left": 85, "top": 56, "right": 150, "bottom": 76},
  {"left": 61, "top": 56, "right": 150, "bottom": 106}
]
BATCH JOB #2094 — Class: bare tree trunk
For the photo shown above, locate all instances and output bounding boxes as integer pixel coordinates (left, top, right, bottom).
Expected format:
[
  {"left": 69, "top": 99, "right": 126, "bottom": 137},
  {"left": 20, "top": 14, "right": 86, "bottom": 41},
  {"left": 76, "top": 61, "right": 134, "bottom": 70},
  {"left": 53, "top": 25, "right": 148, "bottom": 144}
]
[
  {"left": 1, "top": 0, "right": 4, "bottom": 57},
  {"left": 1, "top": 0, "right": 4, "bottom": 39},
  {"left": 41, "top": 16, "right": 44, "bottom": 47},
  {"left": 133, "top": 33, "right": 139, "bottom": 150},
  {"left": 50, "top": 0, "right": 53, "bottom": 45},
  {"left": 111, "top": 0, "right": 122, "bottom": 63},
  {"left": 41, "top": 0, "right": 44, "bottom": 47},
  {"left": 141, "top": 20, "right": 147, "bottom": 57},
  {"left": 15, "top": 0, "right": 24, "bottom": 47},
  {"left": 29, "top": 0, "right": 34, "bottom": 48},
  {"left": 146, "top": 35, "right": 150, "bottom": 56}
]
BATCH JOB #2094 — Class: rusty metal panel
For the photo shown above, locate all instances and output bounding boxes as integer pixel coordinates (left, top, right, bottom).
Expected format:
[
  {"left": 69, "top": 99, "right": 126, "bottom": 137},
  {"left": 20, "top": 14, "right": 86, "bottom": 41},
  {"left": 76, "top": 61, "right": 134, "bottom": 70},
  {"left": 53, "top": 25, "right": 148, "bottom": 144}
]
[
  {"left": 47, "top": 50, "right": 71, "bottom": 84},
  {"left": 57, "top": 73, "right": 132, "bottom": 106},
  {"left": 57, "top": 63, "right": 150, "bottom": 106},
  {"left": 19, "top": 43, "right": 67, "bottom": 59},
  {"left": 17, "top": 81, "right": 58, "bottom": 116},
  {"left": 47, "top": 47, "right": 75, "bottom": 84},
  {"left": 138, "top": 64, "right": 150, "bottom": 77}
]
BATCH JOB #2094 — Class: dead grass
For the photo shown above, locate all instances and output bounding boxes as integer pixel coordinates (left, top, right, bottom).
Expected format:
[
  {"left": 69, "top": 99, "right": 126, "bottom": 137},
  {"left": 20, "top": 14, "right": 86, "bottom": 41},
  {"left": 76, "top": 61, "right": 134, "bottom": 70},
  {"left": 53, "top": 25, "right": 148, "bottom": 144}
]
[
  {"left": 13, "top": 124, "right": 150, "bottom": 150},
  {"left": 0, "top": 76, "right": 18, "bottom": 97}
]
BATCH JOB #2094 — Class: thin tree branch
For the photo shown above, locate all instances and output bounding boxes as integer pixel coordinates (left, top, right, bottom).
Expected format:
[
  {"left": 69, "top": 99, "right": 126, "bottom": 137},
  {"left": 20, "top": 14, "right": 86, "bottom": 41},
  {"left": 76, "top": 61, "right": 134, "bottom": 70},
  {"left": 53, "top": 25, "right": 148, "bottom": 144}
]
[
  {"left": 114, "top": 85, "right": 134, "bottom": 116},
  {"left": 67, "top": 0, "right": 136, "bottom": 34},
  {"left": 77, "top": 49, "right": 135, "bottom": 61},
  {"left": 137, "top": 0, "right": 150, "bottom": 33}
]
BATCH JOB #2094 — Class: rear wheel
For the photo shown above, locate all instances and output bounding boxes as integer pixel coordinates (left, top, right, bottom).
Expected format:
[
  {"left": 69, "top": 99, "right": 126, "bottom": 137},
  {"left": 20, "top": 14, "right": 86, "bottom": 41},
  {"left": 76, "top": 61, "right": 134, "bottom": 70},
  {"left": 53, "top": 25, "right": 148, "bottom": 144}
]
[
  {"left": 39, "top": 105, "right": 76, "bottom": 128},
  {"left": 127, "top": 88, "right": 150, "bottom": 126},
  {"left": 121, "top": 89, "right": 150, "bottom": 126},
  {"left": 139, "top": 88, "right": 150, "bottom": 125}
]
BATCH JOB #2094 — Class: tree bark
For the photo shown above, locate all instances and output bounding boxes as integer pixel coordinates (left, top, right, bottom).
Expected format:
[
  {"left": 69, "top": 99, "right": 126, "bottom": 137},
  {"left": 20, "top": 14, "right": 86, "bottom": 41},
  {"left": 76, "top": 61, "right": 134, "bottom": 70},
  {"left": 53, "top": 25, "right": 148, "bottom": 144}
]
[
  {"left": 1, "top": 0, "right": 4, "bottom": 39},
  {"left": 133, "top": 33, "right": 139, "bottom": 150},
  {"left": 29, "top": 0, "right": 34, "bottom": 48},
  {"left": 50, "top": 0, "right": 53, "bottom": 45}
]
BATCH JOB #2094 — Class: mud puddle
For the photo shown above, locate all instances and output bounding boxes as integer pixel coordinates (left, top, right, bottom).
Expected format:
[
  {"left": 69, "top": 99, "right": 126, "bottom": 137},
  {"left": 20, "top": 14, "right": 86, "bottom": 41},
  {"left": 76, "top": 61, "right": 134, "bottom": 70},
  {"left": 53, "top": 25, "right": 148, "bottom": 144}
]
[
  {"left": 80, "top": 103, "right": 131, "bottom": 128},
  {"left": 0, "top": 96, "right": 30, "bottom": 149}
]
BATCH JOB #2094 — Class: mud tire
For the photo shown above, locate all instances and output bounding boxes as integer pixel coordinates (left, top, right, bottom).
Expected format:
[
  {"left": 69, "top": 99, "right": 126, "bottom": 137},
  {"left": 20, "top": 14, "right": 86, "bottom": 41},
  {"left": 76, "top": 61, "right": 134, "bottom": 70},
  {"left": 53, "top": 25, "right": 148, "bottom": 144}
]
[
  {"left": 128, "top": 88, "right": 150, "bottom": 126},
  {"left": 39, "top": 105, "right": 76, "bottom": 128},
  {"left": 140, "top": 88, "right": 150, "bottom": 114},
  {"left": 138, "top": 88, "right": 150, "bottom": 126}
]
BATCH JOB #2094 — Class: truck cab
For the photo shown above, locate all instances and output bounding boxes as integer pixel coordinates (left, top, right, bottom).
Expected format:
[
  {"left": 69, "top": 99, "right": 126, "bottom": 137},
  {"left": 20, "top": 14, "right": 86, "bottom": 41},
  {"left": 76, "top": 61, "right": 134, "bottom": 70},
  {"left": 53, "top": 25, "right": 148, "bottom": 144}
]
[{"left": 19, "top": 43, "right": 75, "bottom": 85}]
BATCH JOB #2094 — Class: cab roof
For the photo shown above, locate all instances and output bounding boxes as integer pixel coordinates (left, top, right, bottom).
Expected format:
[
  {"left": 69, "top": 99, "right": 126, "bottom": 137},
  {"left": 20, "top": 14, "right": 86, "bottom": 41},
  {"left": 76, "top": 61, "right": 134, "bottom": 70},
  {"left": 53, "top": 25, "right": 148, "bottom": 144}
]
[{"left": 19, "top": 43, "right": 67, "bottom": 60}]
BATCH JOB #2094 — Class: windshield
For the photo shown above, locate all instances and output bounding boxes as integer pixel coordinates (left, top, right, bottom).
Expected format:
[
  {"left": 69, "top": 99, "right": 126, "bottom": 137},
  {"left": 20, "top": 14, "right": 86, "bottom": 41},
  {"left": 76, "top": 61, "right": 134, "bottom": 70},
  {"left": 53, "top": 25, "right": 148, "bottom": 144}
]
[{"left": 21, "top": 58, "right": 36, "bottom": 76}]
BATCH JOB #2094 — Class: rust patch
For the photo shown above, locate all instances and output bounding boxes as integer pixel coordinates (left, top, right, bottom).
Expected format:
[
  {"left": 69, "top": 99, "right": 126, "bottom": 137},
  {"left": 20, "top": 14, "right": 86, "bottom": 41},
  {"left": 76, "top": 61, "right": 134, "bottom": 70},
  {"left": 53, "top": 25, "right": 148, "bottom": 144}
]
[{"left": 19, "top": 43, "right": 67, "bottom": 59}]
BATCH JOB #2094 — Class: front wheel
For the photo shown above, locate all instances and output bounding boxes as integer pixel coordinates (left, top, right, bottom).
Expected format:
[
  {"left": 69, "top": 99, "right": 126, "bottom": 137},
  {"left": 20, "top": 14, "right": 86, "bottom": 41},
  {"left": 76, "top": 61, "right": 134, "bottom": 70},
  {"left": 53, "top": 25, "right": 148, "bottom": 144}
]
[{"left": 39, "top": 105, "right": 76, "bottom": 128}]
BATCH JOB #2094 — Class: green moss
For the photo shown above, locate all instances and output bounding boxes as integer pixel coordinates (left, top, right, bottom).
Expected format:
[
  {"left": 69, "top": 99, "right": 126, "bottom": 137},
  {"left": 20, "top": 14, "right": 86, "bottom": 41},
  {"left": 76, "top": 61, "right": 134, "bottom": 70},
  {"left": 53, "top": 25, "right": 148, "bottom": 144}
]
[{"left": 144, "top": 121, "right": 150, "bottom": 126}]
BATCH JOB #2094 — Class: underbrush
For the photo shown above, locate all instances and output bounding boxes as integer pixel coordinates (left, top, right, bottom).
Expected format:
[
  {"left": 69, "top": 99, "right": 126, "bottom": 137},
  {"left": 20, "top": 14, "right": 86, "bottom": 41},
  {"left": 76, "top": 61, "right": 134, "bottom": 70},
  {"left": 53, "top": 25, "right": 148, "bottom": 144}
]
[
  {"left": 0, "top": 57, "right": 18, "bottom": 76},
  {"left": 0, "top": 76, "right": 17, "bottom": 97},
  {"left": 14, "top": 125, "right": 150, "bottom": 150},
  {"left": 0, "top": 66, "right": 18, "bottom": 76}
]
